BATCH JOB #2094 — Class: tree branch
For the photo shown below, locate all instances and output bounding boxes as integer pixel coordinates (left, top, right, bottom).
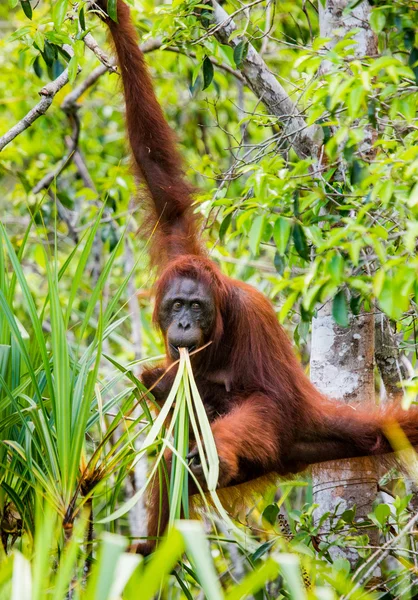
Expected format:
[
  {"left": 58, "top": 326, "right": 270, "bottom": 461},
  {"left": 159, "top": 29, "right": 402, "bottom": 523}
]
[
  {"left": 61, "top": 64, "right": 108, "bottom": 113},
  {"left": 0, "top": 61, "right": 80, "bottom": 153},
  {"left": 207, "top": 0, "right": 320, "bottom": 159},
  {"left": 1, "top": 24, "right": 245, "bottom": 156},
  {"left": 83, "top": 32, "right": 118, "bottom": 72}
]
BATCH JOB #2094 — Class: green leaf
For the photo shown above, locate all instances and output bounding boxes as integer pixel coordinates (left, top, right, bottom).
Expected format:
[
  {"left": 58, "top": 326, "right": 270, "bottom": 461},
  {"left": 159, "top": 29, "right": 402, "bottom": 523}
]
[
  {"left": 350, "top": 295, "right": 362, "bottom": 316},
  {"left": 379, "top": 180, "right": 394, "bottom": 205},
  {"left": 279, "top": 291, "right": 298, "bottom": 322},
  {"left": 124, "top": 528, "right": 184, "bottom": 600},
  {"left": 225, "top": 559, "right": 278, "bottom": 600},
  {"left": 373, "top": 503, "right": 391, "bottom": 525},
  {"left": 219, "top": 213, "right": 232, "bottom": 242},
  {"left": 202, "top": 56, "right": 214, "bottom": 90},
  {"left": 341, "top": 509, "right": 355, "bottom": 524},
  {"left": 277, "top": 554, "right": 308, "bottom": 600},
  {"left": 179, "top": 521, "right": 223, "bottom": 600},
  {"left": 332, "top": 290, "right": 349, "bottom": 327},
  {"left": 200, "top": 9, "right": 213, "bottom": 29},
  {"left": 52, "top": 0, "right": 68, "bottom": 28},
  {"left": 20, "top": 0, "right": 32, "bottom": 19},
  {"left": 8, "top": 26, "right": 32, "bottom": 41},
  {"left": 42, "top": 41, "right": 56, "bottom": 66},
  {"left": 67, "top": 55, "right": 78, "bottom": 84},
  {"left": 233, "top": 40, "right": 248, "bottom": 68},
  {"left": 274, "top": 252, "right": 285, "bottom": 275},
  {"left": 333, "top": 557, "right": 351, "bottom": 575},
  {"left": 378, "top": 276, "right": 410, "bottom": 320},
  {"left": 84, "top": 533, "right": 127, "bottom": 600},
  {"left": 249, "top": 215, "right": 266, "bottom": 255},
  {"left": 408, "top": 47, "right": 418, "bottom": 85},
  {"left": 34, "top": 29, "right": 44, "bottom": 52},
  {"left": 273, "top": 217, "right": 292, "bottom": 255},
  {"left": 108, "top": 0, "right": 118, "bottom": 22},
  {"left": 347, "top": 85, "right": 365, "bottom": 117},
  {"left": 350, "top": 159, "right": 368, "bottom": 186},
  {"left": 369, "top": 9, "right": 386, "bottom": 34},
  {"left": 367, "top": 99, "right": 377, "bottom": 127},
  {"left": 329, "top": 254, "right": 344, "bottom": 285},
  {"left": 79, "top": 6, "right": 86, "bottom": 30},
  {"left": 262, "top": 503, "right": 279, "bottom": 526},
  {"left": 292, "top": 223, "right": 309, "bottom": 261}
]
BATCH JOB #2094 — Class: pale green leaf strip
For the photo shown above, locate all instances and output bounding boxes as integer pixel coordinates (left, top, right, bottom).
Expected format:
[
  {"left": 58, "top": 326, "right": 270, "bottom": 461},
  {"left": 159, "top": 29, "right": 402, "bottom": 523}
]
[
  {"left": 84, "top": 533, "right": 127, "bottom": 600},
  {"left": 225, "top": 559, "right": 279, "bottom": 600},
  {"left": 51, "top": 515, "right": 88, "bottom": 600},
  {"left": 0, "top": 291, "right": 43, "bottom": 402},
  {"left": 169, "top": 385, "right": 188, "bottom": 524},
  {"left": 99, "top": 376, "right": 185, "bottom": 523},
  {"left": 138, "top": 356, "right": 185, "bottom": 454},
  {"left": 45, "top": 253, "right": 71, "bottom": 492},
  {"left": 11, "top": 552, "right": 32, "bottom": 600},
  {"left": 65, "top": 208, "right": 104, "bottom": 326},
  {"left": 3, "top": 442, "right": 60, "bottom": 501},
  {"left": 177, "top": 521, "right": 223, "bottom": 600},
  {"left": 210, "top": 490, "right": 254, "bottom": 548},
  {"left": 276, "top": 554, "right": 308, "bottom": 600},
  {"left": 184, "top": 351, "right": 219, "bottom": 489},
  {"left": 184, "top": 375, "right": 210, "bottom": 483},
  {"left": 0, "top": 225, "right": 55, "bottom": 406},
  {"left": 129, "top": 528, "right": 185, "bottom": 600}
]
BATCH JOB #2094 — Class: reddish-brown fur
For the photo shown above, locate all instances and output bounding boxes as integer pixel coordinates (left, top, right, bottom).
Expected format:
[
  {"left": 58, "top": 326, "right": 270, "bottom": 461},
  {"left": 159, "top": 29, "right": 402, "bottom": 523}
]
[{"left": 95, "top": 0, "right": 418, "bottom": 553}]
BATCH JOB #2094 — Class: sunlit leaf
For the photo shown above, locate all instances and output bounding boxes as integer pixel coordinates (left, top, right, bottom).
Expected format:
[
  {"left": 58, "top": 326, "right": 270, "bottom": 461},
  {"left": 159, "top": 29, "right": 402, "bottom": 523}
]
[
  {"left": 52, "top": 0, "right": 68, "bottom": 28},
  {"left": 369, "top": 9, "right": 386, "bottom": 34},
  {"left": 273, "top": 217, "right": 292, "bottom": 256},
  {"left": 249, "top": 215, "right": 266, "bottom": 256}
]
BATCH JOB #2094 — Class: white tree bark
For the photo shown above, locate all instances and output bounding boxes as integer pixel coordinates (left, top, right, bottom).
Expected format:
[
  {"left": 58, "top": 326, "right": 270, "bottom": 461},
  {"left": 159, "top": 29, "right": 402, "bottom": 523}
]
[
  {"left": 319, "top": 0, "right": 377, "bottom": 57},
  {"left": 311, "top": 304, "right": 377, "bottom": 565},
  {"left": 312, "top": 0, "right": 379, "bottom": 567}
]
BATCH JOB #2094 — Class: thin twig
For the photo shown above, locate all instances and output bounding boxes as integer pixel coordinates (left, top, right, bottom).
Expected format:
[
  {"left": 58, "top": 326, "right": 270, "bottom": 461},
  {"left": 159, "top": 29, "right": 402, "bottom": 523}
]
[
  {"left": 0, "top": 58, "right": 80, "bottom": 152},
  {"left": 343, "top": 511, "right": 418, "bottom": 599},
  {"left": 165, "top": 46, "right": 244, "bottom": 81},
  {"left": 201, "top": 0, "right": 320, "bottom": 159}
]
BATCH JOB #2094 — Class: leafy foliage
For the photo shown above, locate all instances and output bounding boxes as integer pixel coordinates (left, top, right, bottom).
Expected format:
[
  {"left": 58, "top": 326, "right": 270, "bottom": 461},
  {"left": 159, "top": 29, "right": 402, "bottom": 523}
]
[{"left": 1, "top": 0, "right": 418, "bottom": 597}]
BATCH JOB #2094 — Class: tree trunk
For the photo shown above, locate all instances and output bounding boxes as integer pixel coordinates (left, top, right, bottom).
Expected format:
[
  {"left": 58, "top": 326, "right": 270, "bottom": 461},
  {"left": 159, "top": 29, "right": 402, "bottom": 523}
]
[
  {"left": 310, "top": 0, "right": 379, "bottom": 568},
  {"left": 311, "top": 304, "right": 378, "bottom": 566}
]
